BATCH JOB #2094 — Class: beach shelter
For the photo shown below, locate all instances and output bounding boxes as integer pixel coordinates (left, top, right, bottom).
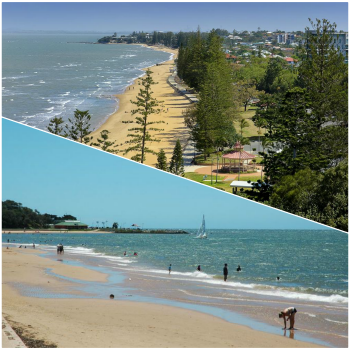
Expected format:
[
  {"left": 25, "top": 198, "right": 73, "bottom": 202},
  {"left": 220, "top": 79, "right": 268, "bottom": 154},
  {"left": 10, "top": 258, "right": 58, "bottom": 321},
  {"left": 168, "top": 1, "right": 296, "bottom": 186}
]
[{"left": 222, "top": 141, "right": 256, "bottom": 173}]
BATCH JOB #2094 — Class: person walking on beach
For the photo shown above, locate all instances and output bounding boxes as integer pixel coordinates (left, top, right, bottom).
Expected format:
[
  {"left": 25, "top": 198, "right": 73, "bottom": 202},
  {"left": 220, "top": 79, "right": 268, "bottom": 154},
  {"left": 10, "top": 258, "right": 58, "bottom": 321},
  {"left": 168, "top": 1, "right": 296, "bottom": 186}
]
[
  {"left": 223, "top": 264, "right": 228, "bottom": 281},
  {"left": 169, "top": 264, "right": 172, "bottom": 274},
  {"left": 279, "top": 307, "right": 297, "bottom": 329}
]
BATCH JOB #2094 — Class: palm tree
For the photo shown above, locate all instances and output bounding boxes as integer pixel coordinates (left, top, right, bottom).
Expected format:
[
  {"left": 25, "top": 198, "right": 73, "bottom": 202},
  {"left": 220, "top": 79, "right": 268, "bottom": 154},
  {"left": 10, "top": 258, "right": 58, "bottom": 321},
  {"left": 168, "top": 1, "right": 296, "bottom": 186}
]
[{"left": 239, "top": 118, "right": 250, "bottom": 137}]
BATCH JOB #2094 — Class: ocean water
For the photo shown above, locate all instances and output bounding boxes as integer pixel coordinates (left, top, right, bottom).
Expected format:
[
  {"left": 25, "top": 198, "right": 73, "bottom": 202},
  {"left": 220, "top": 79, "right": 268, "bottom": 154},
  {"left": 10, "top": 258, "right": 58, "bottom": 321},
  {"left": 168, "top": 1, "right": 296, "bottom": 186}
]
[
  {"left": 3, "top": 229, "right": 348, "bottom": 303},
  {"left": 2, "top": 33, "right": 171, "bottom": 130}
]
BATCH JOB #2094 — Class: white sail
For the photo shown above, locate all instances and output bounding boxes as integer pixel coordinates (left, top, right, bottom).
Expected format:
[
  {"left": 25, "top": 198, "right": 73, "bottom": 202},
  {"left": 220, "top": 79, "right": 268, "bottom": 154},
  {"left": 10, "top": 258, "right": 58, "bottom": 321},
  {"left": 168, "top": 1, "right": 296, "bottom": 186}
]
[{"left": 195, "top": 215, "right": 207, "bottom": 239}]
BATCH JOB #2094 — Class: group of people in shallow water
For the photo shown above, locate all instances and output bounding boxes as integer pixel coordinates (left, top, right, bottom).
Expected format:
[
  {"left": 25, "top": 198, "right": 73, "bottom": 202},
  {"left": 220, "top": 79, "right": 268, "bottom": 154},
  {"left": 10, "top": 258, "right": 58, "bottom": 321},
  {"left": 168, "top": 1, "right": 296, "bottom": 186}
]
[
  {"left": 123, "top": 251, "right": 138, "bottom": 256},
  {"left": 167, "top": 262, "right": 296, "bottom": 329}
]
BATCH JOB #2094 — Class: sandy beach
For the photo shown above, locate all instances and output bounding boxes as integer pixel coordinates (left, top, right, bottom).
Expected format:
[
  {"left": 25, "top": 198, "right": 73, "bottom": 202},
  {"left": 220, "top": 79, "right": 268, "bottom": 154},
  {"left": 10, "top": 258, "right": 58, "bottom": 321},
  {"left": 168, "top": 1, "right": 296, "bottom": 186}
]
[
  {"left": 2, "top": 247, "right": 322, "bottom": 348},
  {"left": 89, "top": 45, "right": 192, "bottom": 167}
]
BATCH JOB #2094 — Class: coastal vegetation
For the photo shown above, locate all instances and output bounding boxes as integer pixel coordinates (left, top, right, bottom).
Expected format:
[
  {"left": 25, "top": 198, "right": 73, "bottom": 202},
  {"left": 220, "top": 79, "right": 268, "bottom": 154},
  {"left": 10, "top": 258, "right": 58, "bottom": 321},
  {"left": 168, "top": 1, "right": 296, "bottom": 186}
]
[
  {"left": 2, "top": 200, "right": 77, "bottom": 229},
  {"left": 155, "top": 149, "right": 168, "bottom": 171},
  {"left": 47, "top": 116, "right": 65, "bottom": 135},
  {"left": 65, "top": 109, "right": 94, "bottom": 144},
  {"left": 169, "top": 139, "right": 185, "bottom": 176},
  {"left": 123, "top": 69, "right": 164, "bottom": 163},
  {"left": 180, "top": 30, "right": 240, "bottom": 157},
  {"left": 91, "top": 130, "right": 119, "bottom": 154}
]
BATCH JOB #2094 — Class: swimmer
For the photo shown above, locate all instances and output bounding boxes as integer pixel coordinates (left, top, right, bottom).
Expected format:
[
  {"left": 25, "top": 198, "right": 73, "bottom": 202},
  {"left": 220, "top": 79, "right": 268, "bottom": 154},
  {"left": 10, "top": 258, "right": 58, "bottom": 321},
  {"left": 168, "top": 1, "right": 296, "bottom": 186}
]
[
  {"left": 279, "top": 307, "right": 297, "bottom": 329},
  {"left": 110, "top": 294, "right": 115, "bottom": 299},
  {"left": 277, "top": 276, "right": 280, "bottom": 281},
  {"left": 197, "top": 265, "right": 201, "bottom": 271},
  {"left": 123, "top": 251, "right": 127, "bottom": 256},
  {"left": 134, "top": 252, "right": 138, "bottom": 256},
  {"left": 236, "top": 265, "right": 241, "bottom": 272}
]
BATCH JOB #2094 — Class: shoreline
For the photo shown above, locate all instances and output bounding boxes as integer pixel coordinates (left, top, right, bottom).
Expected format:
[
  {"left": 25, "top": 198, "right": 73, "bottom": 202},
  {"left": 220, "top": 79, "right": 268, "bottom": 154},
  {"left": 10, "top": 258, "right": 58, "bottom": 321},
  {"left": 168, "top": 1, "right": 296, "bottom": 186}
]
[
  {"left": 89, "top": 44, "right": 192, "bottom": 167},
  {"left": 2, "top": 247, "right": 324, "bottom": 348}
]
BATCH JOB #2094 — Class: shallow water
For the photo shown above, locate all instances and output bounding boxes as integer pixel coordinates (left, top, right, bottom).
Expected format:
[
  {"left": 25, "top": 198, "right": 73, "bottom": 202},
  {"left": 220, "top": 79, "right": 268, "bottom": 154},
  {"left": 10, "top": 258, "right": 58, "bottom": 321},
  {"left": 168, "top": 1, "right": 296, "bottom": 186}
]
[
  {"left": 4, "top": 229, "right": 347, "bottom": 301},
  {"left": 2, "top": 33, "right": 171, "bottom": 130},
  {"left": 5, "top": 239, "right": 347, "bottom": 347}
]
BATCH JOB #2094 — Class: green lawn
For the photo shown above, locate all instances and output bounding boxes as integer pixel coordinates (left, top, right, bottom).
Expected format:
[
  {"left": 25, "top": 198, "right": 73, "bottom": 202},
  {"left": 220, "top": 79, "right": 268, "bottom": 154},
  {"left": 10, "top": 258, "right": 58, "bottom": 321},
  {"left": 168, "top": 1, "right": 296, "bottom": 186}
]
[
  {"left": 185, "top": 172, "right": 233, "bottom": 192},
  {"left": 235, "top": 106, "right": 265, "bottom": 138},
  {"left": 185, "top": 172, "right": 264, "bottom": 192},
  {"left": 238, "top": 175, "right": 263, "bottom": 182}
]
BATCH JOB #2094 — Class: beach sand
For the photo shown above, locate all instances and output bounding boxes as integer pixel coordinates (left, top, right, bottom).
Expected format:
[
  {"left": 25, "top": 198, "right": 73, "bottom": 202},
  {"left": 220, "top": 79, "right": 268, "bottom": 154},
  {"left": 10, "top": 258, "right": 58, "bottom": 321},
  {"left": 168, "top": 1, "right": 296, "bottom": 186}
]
[
  {"left": 2, "top": 248, "right": 321, "bottom": 348},
  {"left": 89, "top": 45, "right": 192, "bottom": 167}
]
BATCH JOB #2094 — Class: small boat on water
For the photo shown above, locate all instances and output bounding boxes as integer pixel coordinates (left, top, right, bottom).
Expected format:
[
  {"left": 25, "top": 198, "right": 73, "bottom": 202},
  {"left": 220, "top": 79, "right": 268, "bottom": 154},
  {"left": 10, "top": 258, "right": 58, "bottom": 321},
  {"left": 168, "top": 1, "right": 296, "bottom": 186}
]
[{"left": 195, "top": 215, "right": 207, "bottom": 239}]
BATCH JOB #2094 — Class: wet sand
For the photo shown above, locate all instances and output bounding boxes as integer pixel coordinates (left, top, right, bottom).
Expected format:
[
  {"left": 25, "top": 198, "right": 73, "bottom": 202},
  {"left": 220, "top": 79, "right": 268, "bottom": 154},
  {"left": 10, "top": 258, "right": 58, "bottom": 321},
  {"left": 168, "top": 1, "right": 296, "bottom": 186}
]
[
  {"left": 89, "top": 45, "right": 192, "bottom": 167},
  {"left": 2, "top": 248, "right": 322, "bottom": 348}
]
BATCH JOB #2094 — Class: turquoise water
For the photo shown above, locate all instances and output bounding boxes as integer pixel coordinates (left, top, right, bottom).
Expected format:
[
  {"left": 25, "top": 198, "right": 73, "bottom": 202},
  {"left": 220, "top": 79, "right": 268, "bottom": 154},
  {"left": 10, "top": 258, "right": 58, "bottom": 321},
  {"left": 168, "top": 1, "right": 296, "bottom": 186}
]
[
  {"left": 2, "top": 33, "right": 171, "bottom": 130},
  {"left": 3, "top": 229, "right": 348, "bottom": 303}
]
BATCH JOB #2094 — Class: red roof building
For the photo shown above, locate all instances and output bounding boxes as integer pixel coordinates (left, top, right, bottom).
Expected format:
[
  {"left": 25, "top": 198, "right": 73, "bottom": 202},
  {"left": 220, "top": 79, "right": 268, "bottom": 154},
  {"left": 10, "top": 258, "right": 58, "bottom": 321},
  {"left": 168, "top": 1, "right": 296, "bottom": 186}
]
[
  {"left": 284, "top": 57, "right": 298, "bottom": 64},
  {"left": 221, "top": 142, "right": 256, "bottom": 172},
  {"left": 225, "top": 54, "right": 237, "bottom": 60}
]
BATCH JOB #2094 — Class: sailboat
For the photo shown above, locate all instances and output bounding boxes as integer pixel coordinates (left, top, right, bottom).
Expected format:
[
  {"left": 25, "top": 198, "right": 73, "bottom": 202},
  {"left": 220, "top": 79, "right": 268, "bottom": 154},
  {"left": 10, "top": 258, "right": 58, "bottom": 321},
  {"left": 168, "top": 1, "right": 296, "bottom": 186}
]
[{"left": 195, "top": 215, "right": 207, "bottom": 239}]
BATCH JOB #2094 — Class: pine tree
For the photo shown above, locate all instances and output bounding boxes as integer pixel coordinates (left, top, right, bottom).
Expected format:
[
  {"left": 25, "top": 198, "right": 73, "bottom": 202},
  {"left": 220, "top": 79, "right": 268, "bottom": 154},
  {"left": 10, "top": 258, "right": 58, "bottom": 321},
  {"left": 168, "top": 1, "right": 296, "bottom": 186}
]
[
  {"left": 192, "top": 62, "right": 239, "bottom": 157},
  {"left": 155, "top": 149, "right": 168, "bottom": 171},
  {"left": 185, "top": 28, "right": 205, "bottom": 90},
  {"left": 47, "top": 116, "right": 65, "bottom": 136},
  {"left": 297, "top": 18, "right": 348, "bottom": 167},
  {"left": 123, "top": 69, "right": 164, "bottom": 163},
  {"left": 65, "top": 109, "right": 93, "bottom": 144},
  {"left": 169, "top": 140, "right": 184, "bottom": 176},
  {"left": 91, "top": 130, "right": 118, "bottom": 154}
]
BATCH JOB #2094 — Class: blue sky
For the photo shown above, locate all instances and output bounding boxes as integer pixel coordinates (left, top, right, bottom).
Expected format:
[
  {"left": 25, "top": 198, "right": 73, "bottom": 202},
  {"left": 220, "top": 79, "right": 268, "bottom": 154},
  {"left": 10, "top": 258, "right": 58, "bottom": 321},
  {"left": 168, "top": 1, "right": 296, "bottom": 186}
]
[
  {"left": 2, "top": 118, "right": 331, "bottom": 230},
  {"left": 2, "top": 2, "right": 348, "bottom": 33}
]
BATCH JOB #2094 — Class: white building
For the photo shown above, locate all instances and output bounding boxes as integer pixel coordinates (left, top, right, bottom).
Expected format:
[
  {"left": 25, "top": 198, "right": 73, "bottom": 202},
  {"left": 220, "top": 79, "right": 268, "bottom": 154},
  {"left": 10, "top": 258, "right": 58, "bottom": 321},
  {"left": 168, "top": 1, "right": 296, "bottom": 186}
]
[{"left": 307, "top": 31, "right": 348, "bottom": 62}]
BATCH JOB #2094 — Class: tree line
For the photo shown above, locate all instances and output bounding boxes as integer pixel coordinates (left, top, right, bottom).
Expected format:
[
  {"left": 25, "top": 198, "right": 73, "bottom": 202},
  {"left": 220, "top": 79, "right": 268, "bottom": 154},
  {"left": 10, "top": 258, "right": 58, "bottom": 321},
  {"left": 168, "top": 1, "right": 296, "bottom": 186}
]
[
  {"left": 98, "top": 29, "right": 229, "bottom": 48},
  {"left": 2, "top": 200, "right": 77, "bottom": 229}
]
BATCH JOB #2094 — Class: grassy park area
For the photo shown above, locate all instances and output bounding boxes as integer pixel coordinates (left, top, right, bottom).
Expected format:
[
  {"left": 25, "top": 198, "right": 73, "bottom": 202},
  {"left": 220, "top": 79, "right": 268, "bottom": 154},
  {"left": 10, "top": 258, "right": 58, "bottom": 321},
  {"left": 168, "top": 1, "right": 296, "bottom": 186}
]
[
  {"left": 235, "top": 106, "right": 265, "bottom": 138},
  {"left": 185, "top": 172, "right": 264, "bottom": 192}
]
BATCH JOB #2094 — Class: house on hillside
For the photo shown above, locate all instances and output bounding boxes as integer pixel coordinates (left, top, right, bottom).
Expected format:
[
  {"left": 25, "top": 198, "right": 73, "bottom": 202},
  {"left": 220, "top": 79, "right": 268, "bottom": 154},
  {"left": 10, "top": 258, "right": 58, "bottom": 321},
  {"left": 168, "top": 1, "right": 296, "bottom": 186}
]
[
  {"left": 284, "top": 57, "right": 298, "bottom": 66},
  {"left": 225, "top": 54, "right": 237, "bottom": 62}
]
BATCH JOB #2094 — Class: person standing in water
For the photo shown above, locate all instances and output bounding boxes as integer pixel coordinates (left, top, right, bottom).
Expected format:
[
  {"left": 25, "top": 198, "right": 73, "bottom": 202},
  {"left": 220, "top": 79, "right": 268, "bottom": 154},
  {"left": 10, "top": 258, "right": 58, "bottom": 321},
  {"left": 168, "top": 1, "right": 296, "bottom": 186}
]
[
  {"left": 279, "top": 307, "right": 297, "bottom": 329},
  {"left": 223, "top": 264, "right": 228, "bottom": 281},
  {"left": 168, "top": 264, "right": 172, "bottom": 274}
]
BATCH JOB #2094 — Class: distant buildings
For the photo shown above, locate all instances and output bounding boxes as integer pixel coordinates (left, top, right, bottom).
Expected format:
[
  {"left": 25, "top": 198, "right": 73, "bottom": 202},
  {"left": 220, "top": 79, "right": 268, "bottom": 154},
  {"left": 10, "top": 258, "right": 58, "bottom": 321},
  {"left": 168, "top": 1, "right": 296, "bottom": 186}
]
[
  {"left": 332, "top": 32, "right": 348, "bottom": 59},
  {"left": 307, "top": 30, "right": 348, "bottom": 63},
  {"left": 276, "top": 33, "right": 295, "bottom": 44}
]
